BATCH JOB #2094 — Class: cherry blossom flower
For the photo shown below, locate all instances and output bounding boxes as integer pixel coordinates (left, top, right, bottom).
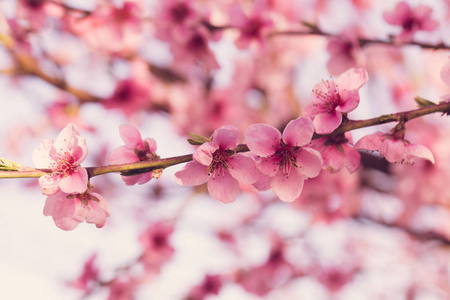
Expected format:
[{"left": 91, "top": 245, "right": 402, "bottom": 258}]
[
  {"left": 310, "top": 132, "right": 361, "bottom": 173},
  {"left": 245, "top": 117, "right": 322, "bottom": 202},
  {"left": 236, "top": 236, "right": 295, "bottom": 296},
  {"left": 186, "top": 274, "right": 222, "bottom": 300},
  {"left": 108, "top": 124, "right": 159, "bottom": 185},
  {"left": 33, "top": 123, "right": 89, "bottom": 196},
  {"left": 383, "top": 1, "right": 439, "bottom": 43},
  {"left": 228, "top": 0, "right": 273, "bottom": 49},
  {"left": 326, "top": 29, "right": 364, "bottom": 76},
  {"left": 354, "top": 131, "right": 435, "bottom": 164},
  {"left": 304, "top": 68, "right": 369, "bottom": 134},
  {"left": 69, "top": 254, "right": 100, "bottom": 294},
  {"left": 175, "top": 126, "right": 258, "bottom": 203},
  {"left": 16, "top": 0, "right": 63, "bottom": 31},
  {"left": 139, "top": 222, "right": 174, "bottom": 272},
  {"left": 44, "top": 189, "right": 110, "bottom": 231}
]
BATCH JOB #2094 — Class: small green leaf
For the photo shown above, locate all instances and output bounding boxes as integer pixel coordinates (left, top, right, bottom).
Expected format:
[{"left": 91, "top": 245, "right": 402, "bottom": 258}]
[
  {"left": 415, "top": 96, "right": 437, "bottom": 108},
  {"left": 187, "top": 132, "right": 211, "bottom": 145},
  {"left": 0, "top": 157, "right": 22, "bottom": 171}
]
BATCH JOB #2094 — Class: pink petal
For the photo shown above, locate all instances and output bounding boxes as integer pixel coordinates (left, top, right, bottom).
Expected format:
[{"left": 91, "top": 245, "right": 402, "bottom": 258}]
[
  {"left": 33, "top": 138, "right": 54, "bottom": 168},
  {"left": 207, "top": 171, "right": 240, "bottom": 203},
  {"left": 144, "top": 138, "right": 158, "bottom": 153},
  {"left": 337, "top": 89, "right": 360, "bottom": 113},
  {"left": 39, "top": 174, "right": 61, "bottom": 196},
  {"left": 228, "top": 154, "right": 258, "bottom": 184},
  {"left": 258, "top": 155, "right": 280, "bottom": 176},
  {"left": 354, "top": 132, "right": 384, "bottom": 151},
  {"left": 212, "top": 126, "right": 241, "bottom": 149},
  {"left": 380, "top": 139, "right": 406, "bottom": 163},
  {"left": 85, "top": 194, "right": 110, "bottom": 228},
  {"left": 383, "top": 2, "right": 410, "bottom": 25},
  {"left": 311, "top": 80, "right": 337, "bottom": 105},
  {"left": 54, "top": 123, "right": 80, "bottom": 153},
  {"left": 406, "top": 144, "right": 435, "bottom": 163},
  {"left": 46, "top": 194, "right": 86, "bottom": 231},
  {"left": 345, "top": 148, "right": 361, "bottom": 173},
  {"left": 321, "top": 146, "right": 345, "bottom": 172},
  {"left": 335, "top": 68, "right": 368, "bottom": 92},
  {"left": 119, "top": 124, "right": 144, "bottom": 150},
  {"left": 108, "top": 147, "right": 139, "bottom": 165},
  {"left": 283, "top": 117, "right": 315, "bottom": 147},
  {"left": 193, "top": 142, "right": 217, "bottom": 166},
  {"left": 71, "top": 136, "right": 88, "bottom": 164},
  {"left": 297, "top": 147, "right": 323, "bottom": 178},
  {"left": 59, "top": 166, "right": 88, "bottom": 194},
  {"left": 313, "top": 111, "right": 342, "bottom": 134},
  {"left": 270, "top": 169, "right": 305, "bottom": 202},
  {"left": 440, "top": 59, "right": 450, "bottom": 87},
  {"left": 245, "top": 124, "right": 281, "bottom": 157},
  {"left": 174, "top": 161, "right": 209, "bottom": 186}
]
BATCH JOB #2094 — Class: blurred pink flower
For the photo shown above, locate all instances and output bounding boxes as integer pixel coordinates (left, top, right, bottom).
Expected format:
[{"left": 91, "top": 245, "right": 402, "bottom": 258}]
[
  {"left": 304, "top": 68, "right": 369, "bottom": 134},
  {"left": 175, "top": 126, "right": 258, "bottom": 203},
  {"left": 383, "top": 1, "right": 439, "bottom": 43},
  {"left": 186, "top": 274, "right": 223, "bottom": 300},
  {"left": 139, "top": 222, "right": 175, "bottom": 272},
  {"left": 310, "top": 132, "right": 361, "bottom": 173},
  {"left": 69, "top": 254, "right": 99, "bottom": 294},
  {"left": 355, "top": 131, "right": 435, "bottom": 164},
  {"left": 108, "top": 124, "right": 159, "bottom": 185},
  {"left": 104, "top": 79, "right": 151, "bottom": 117},
  {"left": 33, "top": 123, "right": 88, "bottom": 195},
  {"left": 245, "top": 117, "right": 322, "bottom": 202},
  {"left": 44, "top": 190, "right": 110, "bottom": 231},
  {"left": 228, "top": 0, "right": 273, "bottom": 49},
  {"left": 326, "top": 29, "right": 364, "bottom": 76},
  {"left": 16, "top": 0, "right": 63, "bottom": 31}
]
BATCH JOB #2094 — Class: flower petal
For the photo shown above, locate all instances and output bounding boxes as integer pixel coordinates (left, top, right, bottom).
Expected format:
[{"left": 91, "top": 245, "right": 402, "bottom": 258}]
[
  {"left": 33, "top": 138, "right": 54, "bottom": 168},
  {"left": 228, "top": 154, "right": 258, "bottom": 184},
  {"left": 335, "top": 68, "right": 368, "bottom": 92},
  {"left": 39, "top": 174, "right": 61, "bottom": 196},
  {"left": 283, "top": 117, "right": 315, "bottom": 147},
  {"left": 59, "top": 166, "right": 88, "bottom": 194},
  {"left": 297, "top": 147, "right": 323, "bottom": 178},
  {"left": 380, "top": 140, "right": 406, "bottom": 163},
  {"left": 270, "top": 169, "right": 305, "bottom": 202},
  {"left": 207, "top": 171, "right": 240, "bottom": 203},
  {"left": 406, "top": 144, "right": 435, "bottom": 163},
  {"left": 174, "top": 161, "right": 209, "bottom": 186},
  {"left": 257, "top": 155, "right": 280, "bottom": 177},
  {"left": 193, "top": 142, "right": 217, "bottom": 166},
  {"left": 120, "top": 124, "right": 143, "bottom": 150},
  {"left": 245, "top": 124, "right": 281, "bottom": 157},
  {"left": 108, "top": 146, "right": 139, "bottom": 165},
  {"left": 213, "top": 125, "right": 240, "bottom": 149},
  {"left": 313, "top": 111, "right": 342, "bottom": 134},
  {"left": 337, "top": 89, "right": 360, "bottom": 113},
  {"left": 354, "top": 132, "right": 384, "bottom": 151}
]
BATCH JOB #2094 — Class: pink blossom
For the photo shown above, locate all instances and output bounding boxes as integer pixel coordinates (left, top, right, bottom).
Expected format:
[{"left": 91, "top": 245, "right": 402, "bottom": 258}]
[
  {"left": 104, "top": 79, "right": 151, "bottom": 117},
  {"left": 186, "top": 274, "right": 222, "bottom": 300},
  {"left": 68, "top": 254, "right": 99, "bottom": 294},
  {"left": 44, "top": 190, "right": 110, "bottom": 231},
  {"left": 16, "top": 0, "right": 63, "bottom": 31},
  {"left": 139, "top": 222, "right": 174, "bottom": 272},
  {"left": 169, "top": 27, "right": 220, "bottom": 70},
  {"left": 354, "top": 131, "right": 435, "bottom": 164},
  {"left": 107, "top": 275, "right": 139, "bottom": 300},
  {"left": 245, "top": 117, "right": 322, "bottom": 202},
  {"left": 175, "top": 126, "right": 258, "bottom": 203},
  {"left": 228, "top": 0, "right": 273, "bottom": 49},
  {"left": 236, "top": 237, "right": 295, "bottom": 296},
  {"left": 326, "top": 29, "right": 364, "bottom": 76},
  {"left": 33, "top": 123, "right": 89, "bottom": 196},
  {"left": 383, "top": 1, "right": 439, "bottom": 43},
  {"left": 108, "top": 124, "right": 159, "bottom": 185},
  {"left": 304, "top": 68, "right": 369, "bottom": 134},
  {"left": 310, "top": 132, "right": 361, "bottom": 173}
]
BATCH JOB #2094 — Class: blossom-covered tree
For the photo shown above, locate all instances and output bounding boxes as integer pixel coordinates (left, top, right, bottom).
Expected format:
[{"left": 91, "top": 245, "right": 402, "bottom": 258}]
[{"left": 1, "top": 0, "right": 450, "bottom": 299}]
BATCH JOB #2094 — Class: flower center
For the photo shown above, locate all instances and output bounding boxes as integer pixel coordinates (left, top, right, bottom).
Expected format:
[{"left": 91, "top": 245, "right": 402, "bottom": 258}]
[
  {"left": 207, "top": 148, "right": 232, "bottom": 178},
  {"left": 51, "top": 151, "right": 77, "bottom": 177},
  {"left": 312, "top": 80, "right": 343, "bottom": 113},
  {"left": 134, "top": 141, "right": 159, "bottom": 161},
  {"left": 272, "top": 140, "right": 298, "bottom": 177}
]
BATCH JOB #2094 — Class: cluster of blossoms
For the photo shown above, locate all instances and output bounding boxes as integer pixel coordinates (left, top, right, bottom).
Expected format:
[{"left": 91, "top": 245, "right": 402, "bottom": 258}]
[{"left": 32, "top": 67, "right": 437, "bottom": 231}]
